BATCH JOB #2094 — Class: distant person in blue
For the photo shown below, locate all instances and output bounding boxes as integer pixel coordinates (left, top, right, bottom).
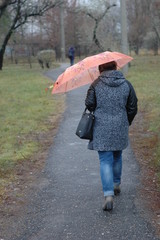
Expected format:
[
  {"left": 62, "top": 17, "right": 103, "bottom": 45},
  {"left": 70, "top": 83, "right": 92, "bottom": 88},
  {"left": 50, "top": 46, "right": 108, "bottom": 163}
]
[{"left": 68, "top": 47, "right": 75, "bottom": 66}]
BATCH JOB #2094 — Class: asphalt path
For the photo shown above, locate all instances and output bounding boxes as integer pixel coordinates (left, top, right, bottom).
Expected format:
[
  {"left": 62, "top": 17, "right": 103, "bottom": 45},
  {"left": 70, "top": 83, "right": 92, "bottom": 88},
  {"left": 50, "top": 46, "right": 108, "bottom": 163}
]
[{"left": 11, "top": 64, "right": 159, "bottom": 240}]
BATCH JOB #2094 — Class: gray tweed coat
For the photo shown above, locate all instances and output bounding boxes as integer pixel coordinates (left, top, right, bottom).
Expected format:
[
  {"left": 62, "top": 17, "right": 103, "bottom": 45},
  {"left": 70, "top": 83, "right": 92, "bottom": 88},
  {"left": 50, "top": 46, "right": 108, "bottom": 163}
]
[{"left": 85, "top": 70, "right": 138, "bottom": 151}]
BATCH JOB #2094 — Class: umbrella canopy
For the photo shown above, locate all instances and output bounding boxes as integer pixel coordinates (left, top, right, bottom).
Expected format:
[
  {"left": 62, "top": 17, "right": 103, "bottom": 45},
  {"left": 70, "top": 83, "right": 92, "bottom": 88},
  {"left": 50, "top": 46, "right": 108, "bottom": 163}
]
[{"left": 52, "top": 51, "right": 133, "bottom": 94}]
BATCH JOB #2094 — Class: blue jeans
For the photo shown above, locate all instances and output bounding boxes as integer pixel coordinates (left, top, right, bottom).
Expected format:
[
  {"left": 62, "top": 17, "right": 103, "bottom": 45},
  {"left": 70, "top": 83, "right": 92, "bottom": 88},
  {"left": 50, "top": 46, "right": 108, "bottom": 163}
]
[
  {"left": 98, "top": 151, "right": 122, "bottom": 197},
  {"left": 69, "top": 57, "right": 74, "bottom": 66}
]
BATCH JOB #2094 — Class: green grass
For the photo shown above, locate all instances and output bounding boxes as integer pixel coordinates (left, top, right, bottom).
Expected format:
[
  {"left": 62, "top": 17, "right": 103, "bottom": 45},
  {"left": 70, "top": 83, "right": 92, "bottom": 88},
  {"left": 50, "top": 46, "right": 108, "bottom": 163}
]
[
  {"left": 0, "top": 64, "right": 65, "bottom": 178},
  {"left": 128, "top": 55, "right": 160, "bottom": 178}
]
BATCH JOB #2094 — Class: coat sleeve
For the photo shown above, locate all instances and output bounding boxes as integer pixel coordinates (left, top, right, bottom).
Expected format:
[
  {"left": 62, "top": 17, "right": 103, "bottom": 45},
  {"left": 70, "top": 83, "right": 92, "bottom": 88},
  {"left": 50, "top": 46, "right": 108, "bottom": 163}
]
[
  {"left": 85, "top": 84, "right": 97, "bottom": 112},
  {"left": 126, "top": 80, "right": 138, "bottom": 125}
]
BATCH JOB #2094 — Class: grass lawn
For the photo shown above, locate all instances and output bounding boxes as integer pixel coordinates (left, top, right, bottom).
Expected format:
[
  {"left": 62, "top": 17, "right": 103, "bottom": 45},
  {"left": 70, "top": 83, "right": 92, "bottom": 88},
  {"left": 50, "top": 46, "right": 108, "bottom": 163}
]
[
  {"left": 0, "top": 63, "right": 65, "bottom": 197},
  {"left": 128, "top": 54, "right": 160, "bottom": 182}
]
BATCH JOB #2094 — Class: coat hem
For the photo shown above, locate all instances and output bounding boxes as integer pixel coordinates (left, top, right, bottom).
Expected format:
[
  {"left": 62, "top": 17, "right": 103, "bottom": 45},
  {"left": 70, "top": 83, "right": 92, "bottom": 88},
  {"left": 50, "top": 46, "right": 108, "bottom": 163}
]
[{"left": 87, "top": 144, "right": 128, "bottom": 151}]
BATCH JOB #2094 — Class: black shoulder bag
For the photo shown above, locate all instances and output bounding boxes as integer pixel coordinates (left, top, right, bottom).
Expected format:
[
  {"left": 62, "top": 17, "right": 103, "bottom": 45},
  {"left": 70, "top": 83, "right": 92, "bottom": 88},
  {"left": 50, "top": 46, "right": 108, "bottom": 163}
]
[{"left": 76, "top": 108, "right": 95, "bottom": 140}]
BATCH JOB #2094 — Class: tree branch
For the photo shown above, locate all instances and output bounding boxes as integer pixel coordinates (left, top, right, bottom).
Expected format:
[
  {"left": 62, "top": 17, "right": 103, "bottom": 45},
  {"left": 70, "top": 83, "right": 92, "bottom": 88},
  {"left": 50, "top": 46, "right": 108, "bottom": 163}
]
[
  {"left": 98, "top": 4, "right": 116, "bottom": 21},
  {"left": 8, "top": 0, "right": 62, "bottom": 29},
  {"left": 86, "top": 3, "right": 116, "bottom": 51}
]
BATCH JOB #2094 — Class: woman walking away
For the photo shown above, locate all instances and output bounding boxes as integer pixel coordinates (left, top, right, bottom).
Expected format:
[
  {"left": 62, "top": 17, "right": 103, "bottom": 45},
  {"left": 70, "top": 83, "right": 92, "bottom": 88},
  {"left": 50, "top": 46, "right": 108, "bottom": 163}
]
[{"left": 85, "top": 61, "right": 138, "bottom": 211}]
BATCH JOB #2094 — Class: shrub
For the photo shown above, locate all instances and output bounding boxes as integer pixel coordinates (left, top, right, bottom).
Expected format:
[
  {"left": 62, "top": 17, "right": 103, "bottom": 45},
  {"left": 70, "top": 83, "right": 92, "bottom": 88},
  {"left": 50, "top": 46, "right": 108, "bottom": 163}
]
[{"left": 37, "top": 49, "right": 56, "bottom": 68}]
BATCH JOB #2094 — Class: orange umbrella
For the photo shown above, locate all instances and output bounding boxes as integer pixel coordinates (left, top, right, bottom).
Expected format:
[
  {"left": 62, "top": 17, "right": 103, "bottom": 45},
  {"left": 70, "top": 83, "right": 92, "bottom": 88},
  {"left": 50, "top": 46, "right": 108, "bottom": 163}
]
[{"left": 52, "top": 51, "right": 133, "bottom": 94}]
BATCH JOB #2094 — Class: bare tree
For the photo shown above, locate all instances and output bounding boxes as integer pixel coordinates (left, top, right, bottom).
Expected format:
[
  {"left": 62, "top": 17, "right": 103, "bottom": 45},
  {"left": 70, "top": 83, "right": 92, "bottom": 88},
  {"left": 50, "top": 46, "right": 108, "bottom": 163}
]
[
  {"left": 42, "top": 0, "right": 84, "bottom": 58},
  {"left": 144, "top": 31, "right": 159, "bottom": 55},
  {"left": 127, "top": 0, "right": 151, "bottom": 55},
  {"left": 64, "top": 0, "right": 117, "bottom": 53},
  {"left": 127, "top": 0, "right": 160, "bottom": 55},
  {"left": 0, "top": 0, "right": 63, "bottom": 70},
  {"left": 150, "top": 1, "right": 160, "bottom": 44},
  {"left": 86, "top": 2, "right": 116, "bottom": 51},
  {"left": 40, "top": 8, "right": 61, "bottom": 59}
]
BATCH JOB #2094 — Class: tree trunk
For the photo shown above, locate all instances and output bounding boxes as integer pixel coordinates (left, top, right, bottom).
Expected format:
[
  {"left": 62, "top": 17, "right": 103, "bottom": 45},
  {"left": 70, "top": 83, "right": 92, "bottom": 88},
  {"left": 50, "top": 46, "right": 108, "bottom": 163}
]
[
  {"left": 93, "top": 19, "right": 104, "bottom": 51},
  {"left": 0, "top": 48, "right": 5, "bottom": 70},
  {"left": 0, "top": 0, "right": 20, "bottom": 70},
  {"left": 154, "top": 30, "right": 160, "bottom": 55},
  {"left": 0, "top": 27, "right": 14, "bottom": 70},
  {"left": 153, "top": 38, "right": 158, "bottom": 56},
  {"left": 134, "top": 45, "right": 139, "bottom": 55}
]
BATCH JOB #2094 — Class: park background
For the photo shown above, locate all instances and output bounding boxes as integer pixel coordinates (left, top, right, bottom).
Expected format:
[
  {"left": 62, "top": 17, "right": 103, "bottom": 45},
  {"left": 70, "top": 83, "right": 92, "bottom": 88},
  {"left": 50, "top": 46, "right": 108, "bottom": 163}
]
[{"left": 0, "top": 0, "right": 160, "bottom": 234}]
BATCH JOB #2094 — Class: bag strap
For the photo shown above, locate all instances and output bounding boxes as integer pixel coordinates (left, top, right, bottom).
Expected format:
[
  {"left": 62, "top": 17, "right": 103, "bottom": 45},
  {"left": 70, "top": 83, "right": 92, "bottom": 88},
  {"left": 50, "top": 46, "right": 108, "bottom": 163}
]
[
  {"left": 83, "top": 107, "right": 94, "bottom": 114},
  {"left": 83, "top": 107, "right": 87, "bottom": 114}
]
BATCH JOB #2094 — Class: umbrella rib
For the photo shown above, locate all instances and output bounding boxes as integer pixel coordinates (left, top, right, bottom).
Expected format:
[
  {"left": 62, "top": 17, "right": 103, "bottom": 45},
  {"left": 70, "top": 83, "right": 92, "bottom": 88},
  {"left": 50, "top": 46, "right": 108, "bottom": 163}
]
[{"left": 87, "top": 69, "right": 95, "bottom": 82}]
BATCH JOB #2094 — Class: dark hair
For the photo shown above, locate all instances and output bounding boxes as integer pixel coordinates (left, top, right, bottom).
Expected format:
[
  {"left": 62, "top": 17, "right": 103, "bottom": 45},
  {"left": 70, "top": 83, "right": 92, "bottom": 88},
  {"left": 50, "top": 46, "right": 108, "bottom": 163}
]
[{"left": 98, "top": 61, "right": 117, "bottom": 73}]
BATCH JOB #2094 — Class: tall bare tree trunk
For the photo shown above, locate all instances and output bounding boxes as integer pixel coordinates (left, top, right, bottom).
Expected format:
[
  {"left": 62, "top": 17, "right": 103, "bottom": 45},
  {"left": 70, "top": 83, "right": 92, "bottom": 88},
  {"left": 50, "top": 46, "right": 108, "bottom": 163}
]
[
  {"left": 0, "top": 49, "right": 4, "bottom": 70},
  {"left": 0, "top": 0, "right": 20, "bottom": 70},
  {"left": 0, "top": 27, "right": 13, "bottom": 70}
]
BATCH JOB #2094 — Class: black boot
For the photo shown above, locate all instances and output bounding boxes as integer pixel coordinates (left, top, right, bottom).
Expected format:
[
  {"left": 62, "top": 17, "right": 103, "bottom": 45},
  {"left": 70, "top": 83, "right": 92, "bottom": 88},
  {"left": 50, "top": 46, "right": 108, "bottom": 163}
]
[
  {"left": 103, "top": 196, "right": 113, "bottom": 211},
  {"left": 114, "top": 185, "right": 121, "bottom": 196}
]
